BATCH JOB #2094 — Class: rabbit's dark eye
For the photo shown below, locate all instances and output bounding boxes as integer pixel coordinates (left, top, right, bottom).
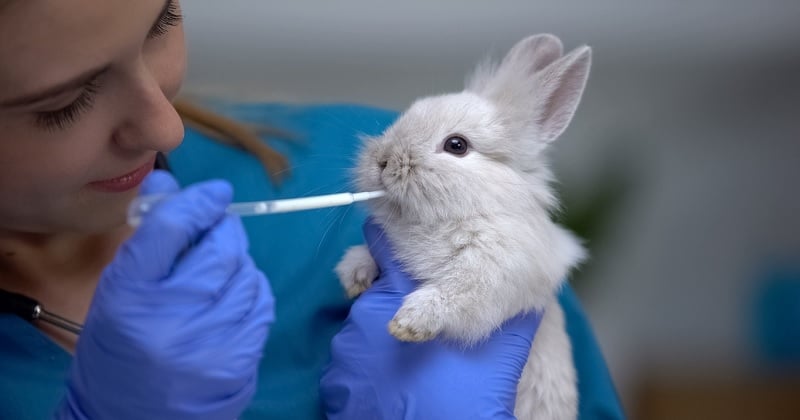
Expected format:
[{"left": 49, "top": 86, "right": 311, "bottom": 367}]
[{"left": 443, "top": 135, "right": 469, "bottom": 156}]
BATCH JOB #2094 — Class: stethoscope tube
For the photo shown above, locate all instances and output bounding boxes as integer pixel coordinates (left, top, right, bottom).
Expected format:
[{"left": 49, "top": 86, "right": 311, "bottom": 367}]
[{"left": 0, "top": 288, "right": 83, "bottom": 335}]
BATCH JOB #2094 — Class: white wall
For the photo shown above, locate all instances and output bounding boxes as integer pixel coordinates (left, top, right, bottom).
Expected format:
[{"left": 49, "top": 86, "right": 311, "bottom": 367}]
[
  {"left": 181, "top": 1, "right": 799, "bottom": 108},
  {"left": 181, "top": 0, "right": 800, "bottom": 412}
]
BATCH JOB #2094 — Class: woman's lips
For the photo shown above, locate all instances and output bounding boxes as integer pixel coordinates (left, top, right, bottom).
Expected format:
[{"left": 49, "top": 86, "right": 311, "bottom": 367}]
[{"left": 89, "top": 159, "right": 154, "bottom": 193}]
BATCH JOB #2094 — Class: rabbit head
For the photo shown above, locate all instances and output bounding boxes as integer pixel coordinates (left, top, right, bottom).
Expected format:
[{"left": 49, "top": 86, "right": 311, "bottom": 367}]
[{"left": 356, "top": 34, "right": 591, "bottom": 224}]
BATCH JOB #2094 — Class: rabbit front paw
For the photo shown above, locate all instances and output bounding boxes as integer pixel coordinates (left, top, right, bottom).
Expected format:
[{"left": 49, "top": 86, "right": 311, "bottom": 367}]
[
  {"left": 335, "top": 245, "right": 378, "bottom": 298},
  {"left": 389, "top": 288, "right": 446, "bottom": 342}
]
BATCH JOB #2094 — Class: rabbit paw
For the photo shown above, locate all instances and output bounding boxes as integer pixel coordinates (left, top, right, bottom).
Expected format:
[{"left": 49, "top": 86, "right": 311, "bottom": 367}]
[
  {"left": 389, "top": 289, "right": 446, "bottom": 342},
  {"left": 335, "top": 245, "right": 378, "bottom": 298}
]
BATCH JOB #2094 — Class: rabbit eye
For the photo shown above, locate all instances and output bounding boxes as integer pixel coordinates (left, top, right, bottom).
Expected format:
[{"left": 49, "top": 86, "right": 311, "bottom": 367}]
[{"left": 443, "top": 135, "right": 469, "bottom": 156}]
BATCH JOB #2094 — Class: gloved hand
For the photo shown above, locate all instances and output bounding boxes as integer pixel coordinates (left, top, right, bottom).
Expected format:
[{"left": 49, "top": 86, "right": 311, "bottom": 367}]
[
  {"left": 56, "top": 170, "right": 274, "bottom": 420},
  {"left": 320, "top": 220, "right": 543, "bottom": 419}
]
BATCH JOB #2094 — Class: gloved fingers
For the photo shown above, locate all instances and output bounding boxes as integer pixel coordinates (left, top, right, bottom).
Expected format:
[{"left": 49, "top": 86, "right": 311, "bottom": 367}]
[
  {"left": 362, "top": 218, "right": 400, "bottom": 272},
  {"left": 119, "top": 180, "right": 233, "bottom": 282},
  {"left": 362, "top": 219, "right": 416, "bottom": 296},
  {"left": 498, "top": 309, "right": 543, "bottom": 346},
  {"left": 145, "top": 179, "right": 233, "bottom": 244},
  {"left": 189, "top": 256, "right": 273, "bottom": 336},
  {"left": 139, "top": 169, "right": 180, "bottom": 195},
  {"left": 358, "top": 269, "right": 416, "bottom": 302},
  {"left": 246, "top": 262, "right": 276, "bottom": 327},
  {"left": 100, "top": 258, "right": 272, "bottom": 379},
  {"left": 477, "top": 312, "right": 544, "bottom": 416},
  {"left": 169, "top": 259, "right": 273, "bottom": 369},
  {"left": 215, "top": 262, "right": 274, "bottom": 359},
  {"left": 169, "top": 214, "right": 249, "bottom": 295},
  {"left": 484, "top": 310, "right": 543, "bottom": 380}
]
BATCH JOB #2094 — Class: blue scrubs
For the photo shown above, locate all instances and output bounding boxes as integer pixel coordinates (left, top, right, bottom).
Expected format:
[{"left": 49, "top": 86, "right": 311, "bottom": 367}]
[{"left": 0, "top": 103, "right": 623, "bottom": 419}]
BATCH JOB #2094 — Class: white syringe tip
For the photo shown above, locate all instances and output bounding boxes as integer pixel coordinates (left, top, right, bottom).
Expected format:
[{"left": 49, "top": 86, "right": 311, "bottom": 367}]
[
  {"left": 352, "top": 190, "right": 386, "bottom": 202},
  {"left": 126, "top": 194, "right": 170, "bottom": 227},
  {"left": 127, "top": 190, "right": 387, "bottom": 226}
]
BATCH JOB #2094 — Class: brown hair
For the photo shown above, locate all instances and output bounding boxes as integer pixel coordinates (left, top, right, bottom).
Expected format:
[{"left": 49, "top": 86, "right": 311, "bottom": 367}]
[{"left": 174, "top": 99, "right": 291, "bottom": 184}]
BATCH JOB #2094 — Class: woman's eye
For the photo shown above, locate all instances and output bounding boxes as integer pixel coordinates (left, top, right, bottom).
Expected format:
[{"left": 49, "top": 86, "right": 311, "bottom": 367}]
[
  {"left": 443, "top": 135, "right": 469, "bottom": 155},
  {"left": 148, "top": 0, "right": 183, "bottom": 39},
  {"left": 34, "top": 78, "right": 102, "bottom": 131}
]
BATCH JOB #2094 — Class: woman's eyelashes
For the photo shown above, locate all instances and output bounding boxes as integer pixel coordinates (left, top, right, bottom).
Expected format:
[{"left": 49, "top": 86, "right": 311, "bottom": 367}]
[
  {"left": 148, "top": 0, "right": 183, "bottom": 39},
  {"left": 35, "top": 77, "right": 102, "bottom": 131}
]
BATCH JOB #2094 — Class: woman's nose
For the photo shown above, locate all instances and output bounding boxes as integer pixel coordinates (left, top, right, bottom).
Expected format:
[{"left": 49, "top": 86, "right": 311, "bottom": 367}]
[{"left": 112, "top": 64, "right": 184, "bottom": 153}]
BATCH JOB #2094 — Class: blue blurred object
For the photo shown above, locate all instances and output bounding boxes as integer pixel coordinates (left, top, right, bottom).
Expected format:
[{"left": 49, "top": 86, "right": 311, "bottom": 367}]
[{"left": 753, "top": 264, "right": 800, "bottom": 366}]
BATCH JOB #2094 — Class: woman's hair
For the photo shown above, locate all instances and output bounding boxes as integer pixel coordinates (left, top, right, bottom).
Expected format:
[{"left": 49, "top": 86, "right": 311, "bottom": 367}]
[{"left": 174, "top": 99, "right": 292, "bottom": 185}]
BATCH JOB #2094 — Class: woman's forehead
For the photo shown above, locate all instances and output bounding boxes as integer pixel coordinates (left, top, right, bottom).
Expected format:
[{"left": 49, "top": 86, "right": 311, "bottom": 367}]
[{"left": 0, "top": 0, "right": 165, "bottom": 101}]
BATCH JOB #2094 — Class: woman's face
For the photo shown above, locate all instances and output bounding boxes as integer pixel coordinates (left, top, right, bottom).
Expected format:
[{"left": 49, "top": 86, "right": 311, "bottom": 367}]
[{"left": 0, "top": 0, "right": 186, "bottom": 233}]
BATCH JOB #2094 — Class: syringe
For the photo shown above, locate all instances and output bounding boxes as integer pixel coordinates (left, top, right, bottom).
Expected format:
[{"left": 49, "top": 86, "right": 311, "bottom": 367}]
[{"left": 127, "top": 190, "right": 386, "bottom": 227}]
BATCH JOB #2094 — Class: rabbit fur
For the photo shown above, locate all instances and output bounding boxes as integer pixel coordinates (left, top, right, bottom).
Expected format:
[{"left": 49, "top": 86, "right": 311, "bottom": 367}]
[{"left": 335, "top": 33, "right": 592, "bottom": 420}]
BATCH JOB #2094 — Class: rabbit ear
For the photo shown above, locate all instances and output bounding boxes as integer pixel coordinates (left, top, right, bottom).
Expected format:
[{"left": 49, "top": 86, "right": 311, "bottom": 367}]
[
  {"left": 467, "top": 34, "right": 563, "bottom": 93},
  {"left": 504, "top": 33, "right": 564, "bottom": 73},
  {"left": 532, "top": 45, "right": 592, "bottom": 143},
  {"left": 467, "top": 35, "right": 590, "bottom": 144}
]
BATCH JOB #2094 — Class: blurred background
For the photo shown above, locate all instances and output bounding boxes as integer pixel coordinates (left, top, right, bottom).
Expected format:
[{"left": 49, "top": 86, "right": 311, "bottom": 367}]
[{"left": 180, "top": 1, "right": 800, "bottom": 418}]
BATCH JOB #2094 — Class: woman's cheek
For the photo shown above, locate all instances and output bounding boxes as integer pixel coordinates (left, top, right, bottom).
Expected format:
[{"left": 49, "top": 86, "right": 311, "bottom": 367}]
[{"left": 0, "top": 120, "right": 100, "bottom": 184}]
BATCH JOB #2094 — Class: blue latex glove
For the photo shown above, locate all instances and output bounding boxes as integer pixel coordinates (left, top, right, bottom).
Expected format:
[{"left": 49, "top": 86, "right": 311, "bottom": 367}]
[
  {"left": 320, "top": 220, "right": 543, "bottom": 419},
  {"left": 56, "top": 170, "right": 274, "bottom": 420}
]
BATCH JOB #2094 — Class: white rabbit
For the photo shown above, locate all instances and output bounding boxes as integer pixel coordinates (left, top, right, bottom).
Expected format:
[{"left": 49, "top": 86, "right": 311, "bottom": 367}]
[{"left": 335, "top": 33, "right": 591, "bottom": 420}]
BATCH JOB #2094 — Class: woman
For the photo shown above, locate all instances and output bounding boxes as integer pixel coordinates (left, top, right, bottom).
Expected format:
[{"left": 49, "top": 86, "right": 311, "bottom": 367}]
[{"left": 0, "top": 1, "right": 556, "bottom": 418}]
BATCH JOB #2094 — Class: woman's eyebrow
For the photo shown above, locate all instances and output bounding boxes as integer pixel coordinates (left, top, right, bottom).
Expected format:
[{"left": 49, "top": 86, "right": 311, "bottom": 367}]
[{"left": 0, "top": 65, "right": 108, "bottom": 108}]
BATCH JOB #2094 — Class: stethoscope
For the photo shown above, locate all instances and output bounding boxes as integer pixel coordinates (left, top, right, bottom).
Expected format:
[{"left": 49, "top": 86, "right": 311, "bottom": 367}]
[{"left": 0, "top": 288, "right": 83, "bottom": 335}]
